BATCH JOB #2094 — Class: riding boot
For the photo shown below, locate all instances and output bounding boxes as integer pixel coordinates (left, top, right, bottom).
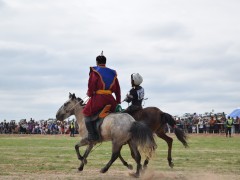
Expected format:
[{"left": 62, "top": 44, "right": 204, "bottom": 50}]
[{"left": 84, "top": 116, "right": 99, "bottom": 142}]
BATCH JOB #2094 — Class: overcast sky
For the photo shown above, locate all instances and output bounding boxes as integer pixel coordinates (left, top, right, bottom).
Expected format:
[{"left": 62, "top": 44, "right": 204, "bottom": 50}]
[{"left": 0, "top": 0, "right": 240, "bottom": 121}]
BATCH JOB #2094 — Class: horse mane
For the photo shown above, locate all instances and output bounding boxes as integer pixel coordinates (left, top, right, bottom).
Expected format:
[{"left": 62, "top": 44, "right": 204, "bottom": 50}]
[{"left": 76, "top": 97, "right": 85, "bottom": 106}]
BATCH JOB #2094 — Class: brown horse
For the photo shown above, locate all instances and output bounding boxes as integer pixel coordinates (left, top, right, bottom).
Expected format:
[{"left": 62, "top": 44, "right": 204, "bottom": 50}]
[{"left": 119, "top": 107, "right": 188, "bottom": 169}]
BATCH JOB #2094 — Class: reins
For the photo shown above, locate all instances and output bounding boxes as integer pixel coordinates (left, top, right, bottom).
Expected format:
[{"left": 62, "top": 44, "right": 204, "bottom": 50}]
[
  {"left": 68, "top": 100, "right": 82, "bottom": 112},
  {"left": 90, "top": 142, "right": 103, "bottom": 153},
  {"left": 68, "top": 95, "right": 102, "bottom": 153},
  {"left": 67, "top": 96, "right": 88, "bottom": 112},
  {"left": 142, "top": 98, "right": 148, "bottom": 107}
]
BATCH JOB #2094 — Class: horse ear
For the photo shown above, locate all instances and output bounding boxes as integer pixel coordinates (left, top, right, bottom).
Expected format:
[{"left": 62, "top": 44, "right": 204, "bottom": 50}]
[
  {"left": 72, "top": 93, "right": 76, "bottom": 99},
  {"left": 69, "top": 92, "right": 72, "bottom": 99}
]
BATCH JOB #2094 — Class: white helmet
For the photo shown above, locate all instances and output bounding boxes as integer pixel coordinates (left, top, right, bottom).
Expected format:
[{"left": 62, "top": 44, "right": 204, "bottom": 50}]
[{"left": 131, "top": 73, "right": 143, "bottom": 86}]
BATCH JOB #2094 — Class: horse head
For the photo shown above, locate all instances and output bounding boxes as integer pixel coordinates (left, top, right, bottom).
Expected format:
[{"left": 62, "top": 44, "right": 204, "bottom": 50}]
[{"left": 56, "top": 92, "right": 84, "bottom": 121}]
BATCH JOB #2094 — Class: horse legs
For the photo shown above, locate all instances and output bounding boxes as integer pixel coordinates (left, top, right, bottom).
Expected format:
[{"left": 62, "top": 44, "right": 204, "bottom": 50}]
[
  {"left": 100, "top": 142, "right": 122, "bottom": 173},
  {"left": 75, "top": 138, "right": 94, "bottom": 171},
  {"left": 128, "top": 141, "right": 142, "bottom": 178},
  {"left": 75, "top": 138, "right": 88, "bottom": 160},
  {"left": 157, "top": 131, "right": 174, "bottom": 168},
  {"left": 143, "top": 158, "right": 149, "bottom": 169},
  {"left": 75, "top": 143, "right": 83, "bottom": 161},
  {"left": 78, "top": 143, "right": 94, "bottom": 171},
  {"left": 119, "top": 152, "right": 133, "bottom": 170}
]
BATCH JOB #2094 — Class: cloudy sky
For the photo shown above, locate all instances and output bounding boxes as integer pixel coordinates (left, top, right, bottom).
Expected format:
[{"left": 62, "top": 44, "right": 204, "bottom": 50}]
[{"left": 0, "top": 0, "right": 240, "bottom": 121}]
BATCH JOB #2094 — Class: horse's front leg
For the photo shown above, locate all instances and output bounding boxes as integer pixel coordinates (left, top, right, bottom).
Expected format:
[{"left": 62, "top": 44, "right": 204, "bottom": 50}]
[
  {"left": 78, "top": 142, "right": 94, "bottom": 171},
  {"left": 75, "top": 138, "right": 92, "bottom": 171},
  {"left": 75, "top": 144, "right": 83, "bottom": 161},
  {"left": 75, "top": 138, "right": 88, "bottom": 161}
]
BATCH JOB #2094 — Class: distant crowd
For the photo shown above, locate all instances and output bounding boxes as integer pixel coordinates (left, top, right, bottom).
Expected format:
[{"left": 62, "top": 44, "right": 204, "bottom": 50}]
[
  {"left": 0, "top": 118, "right": 78, "bottom": 135},
  {"left": 1, "top": 112, "right": 240, "bottom": 135},
  {"left": 174, "top": 112, "right": 240, "bottom": 134}
]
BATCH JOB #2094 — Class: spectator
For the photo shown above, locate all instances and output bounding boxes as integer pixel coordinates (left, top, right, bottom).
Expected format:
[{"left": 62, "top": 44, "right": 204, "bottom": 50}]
[
  {"left": 0, "top": 122, "right": 3, "bottom": 134},
  {"left": 226, "top": 116, "right": 233, "bottom": 137},
  {"left": 236, "top": 116, "right": 240, "bottom": 134},
  {"left": 50, "top": 123, "right": 56, "bottom": 134},
  {"left": 70, "top": 121, "right": 75, "bottom": 137},
  {"left": 209, "top": 116, "right": 216, "bottom": 133},
  {"left": 198, "top": 119, "right": 204, "bottom": 133},
  {"left": 205, "top": 120, "right": 210, "bottom": 133},
  {"left": 60, "top": 122, "right": 65, "bottom": 134},
  {"left": 39, "top": 123, "right": 44, "bottom": 134},
  {"left": 3, "top": 120, "right": 8, "bottom": 134}
]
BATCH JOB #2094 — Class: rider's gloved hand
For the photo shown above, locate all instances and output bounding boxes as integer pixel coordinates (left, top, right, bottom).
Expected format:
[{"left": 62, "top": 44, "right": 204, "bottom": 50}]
[{"left": 124, "top": 94, "right": 133, "bottom": 102}]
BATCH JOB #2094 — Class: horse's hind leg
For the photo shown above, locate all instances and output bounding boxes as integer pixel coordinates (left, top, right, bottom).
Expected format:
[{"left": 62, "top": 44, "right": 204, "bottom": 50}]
[
  {"left": 100, "top": 143, "right": 122, "bottom": 173},
  {"left": 143, "top": 157, "right": 149, "bottom": 169},
  {"left": 119, "top": 152, "right": 133, "bottom": 170},
  {"left": 157, "top": 130, "right": 174, "bottom": 168},
  {"left": 128, "top": 141, "right": 142, "bottom": 178}
]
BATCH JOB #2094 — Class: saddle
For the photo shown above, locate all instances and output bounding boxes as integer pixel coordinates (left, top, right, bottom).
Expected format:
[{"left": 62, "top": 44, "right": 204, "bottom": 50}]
[
  {"left": 99, "top": 105, "right": 112, "bottom": 118},
  {"left": 89, "top": 104, "right": 123, "bottom": 140}
]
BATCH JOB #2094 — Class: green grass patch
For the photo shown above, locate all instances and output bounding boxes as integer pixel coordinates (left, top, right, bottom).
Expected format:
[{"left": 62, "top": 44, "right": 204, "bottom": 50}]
[{"left": 0, "top": 134, "right": 239, "bottom": 177}]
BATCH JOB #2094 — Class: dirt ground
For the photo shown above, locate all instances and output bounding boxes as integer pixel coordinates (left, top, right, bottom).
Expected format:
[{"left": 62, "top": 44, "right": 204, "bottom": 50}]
[{"left": 1, "top": 169, "right": 239, "bottom": 180}]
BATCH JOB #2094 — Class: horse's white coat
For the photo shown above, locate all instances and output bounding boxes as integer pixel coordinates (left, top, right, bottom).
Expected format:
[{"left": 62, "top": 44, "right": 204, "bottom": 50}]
[{"left": 57, "top": 97, "right": 135, "bottom": 145}]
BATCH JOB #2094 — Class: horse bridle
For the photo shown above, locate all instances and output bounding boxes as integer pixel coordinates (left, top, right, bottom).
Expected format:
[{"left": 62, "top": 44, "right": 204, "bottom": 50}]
[{"left": 65, "top": 97, "right": 86, "bottom": 113}]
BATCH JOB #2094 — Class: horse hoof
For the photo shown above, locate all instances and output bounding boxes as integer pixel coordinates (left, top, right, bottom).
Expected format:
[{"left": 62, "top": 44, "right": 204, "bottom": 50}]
[
  {"left": 128, "top": 164, "right": 133, "bottom": 170},
  {"left": 169, "top": 162, "right": 174, "bottom": 168},
  {"left": 78, "top": 166, "right": 84, "bottom": 171},
  {"left": 100, "top": 168, "right": 108, "bottom": 173},
  {"left": 129, "top": 172, "right": 139, "bottom": 178},
  {"left": 141, "top": 166, "right": 147, "bottom": 174}
]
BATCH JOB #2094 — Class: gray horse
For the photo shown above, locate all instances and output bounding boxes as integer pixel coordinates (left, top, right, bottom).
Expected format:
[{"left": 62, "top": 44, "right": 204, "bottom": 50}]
[{"left": 56, "top": 93, "right": 157, "bottom": 177}]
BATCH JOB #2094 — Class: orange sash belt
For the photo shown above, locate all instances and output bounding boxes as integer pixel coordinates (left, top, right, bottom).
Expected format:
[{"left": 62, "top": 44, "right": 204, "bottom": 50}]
[{"left": 96, "top": 90, "right": 112, "bottom": 95}]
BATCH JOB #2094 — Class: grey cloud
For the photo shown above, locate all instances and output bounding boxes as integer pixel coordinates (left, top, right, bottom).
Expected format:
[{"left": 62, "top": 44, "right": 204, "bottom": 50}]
[
  {"left": 0, "top": 46, "right": 90, "bottom": 94},
  {"left": 0, "top": 0, "right": 5, "bottom": 8},
  {"left": 1, "top": 0, "right": 240, "bottom": 120},
  {"left": 138, "top": 22, "right": 193, "bottom": 40}
]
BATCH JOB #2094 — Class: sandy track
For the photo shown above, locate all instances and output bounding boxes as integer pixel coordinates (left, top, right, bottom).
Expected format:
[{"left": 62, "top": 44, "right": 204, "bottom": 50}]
[{"left": 1, "top": 169, "right": 239, "bottom": 180}]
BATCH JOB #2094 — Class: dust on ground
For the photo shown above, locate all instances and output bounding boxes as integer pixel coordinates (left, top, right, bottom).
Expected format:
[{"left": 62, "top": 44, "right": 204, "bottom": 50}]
[{"left": 0, "top": 168, "right": 239, "bottom": 180}]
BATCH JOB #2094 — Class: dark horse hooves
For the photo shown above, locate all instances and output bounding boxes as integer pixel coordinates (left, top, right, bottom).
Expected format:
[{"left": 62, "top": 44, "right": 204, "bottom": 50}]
[
  {"left": 129, "top": 172, "right": 140, "bottom": 178},
  {"left": 78, "top": 166, "right": 84, "bottom": 171},
  {"left": 169, "top": 162, "right": 174, "bottom": 168},
  {"left": 100, "top": 167, "right": 108, "bottom": 173},
  {"left": 127, "top": 164, "right": 133, "bottom": 170}
]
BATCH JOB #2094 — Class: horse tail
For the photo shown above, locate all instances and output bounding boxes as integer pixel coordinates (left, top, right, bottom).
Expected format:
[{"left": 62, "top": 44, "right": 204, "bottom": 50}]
[
  {"left": 129, "top": 121, "right": 157, "bottom": 159},
  {"left": 162, "top": 113, "right": 188, "bottom": 148}
]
